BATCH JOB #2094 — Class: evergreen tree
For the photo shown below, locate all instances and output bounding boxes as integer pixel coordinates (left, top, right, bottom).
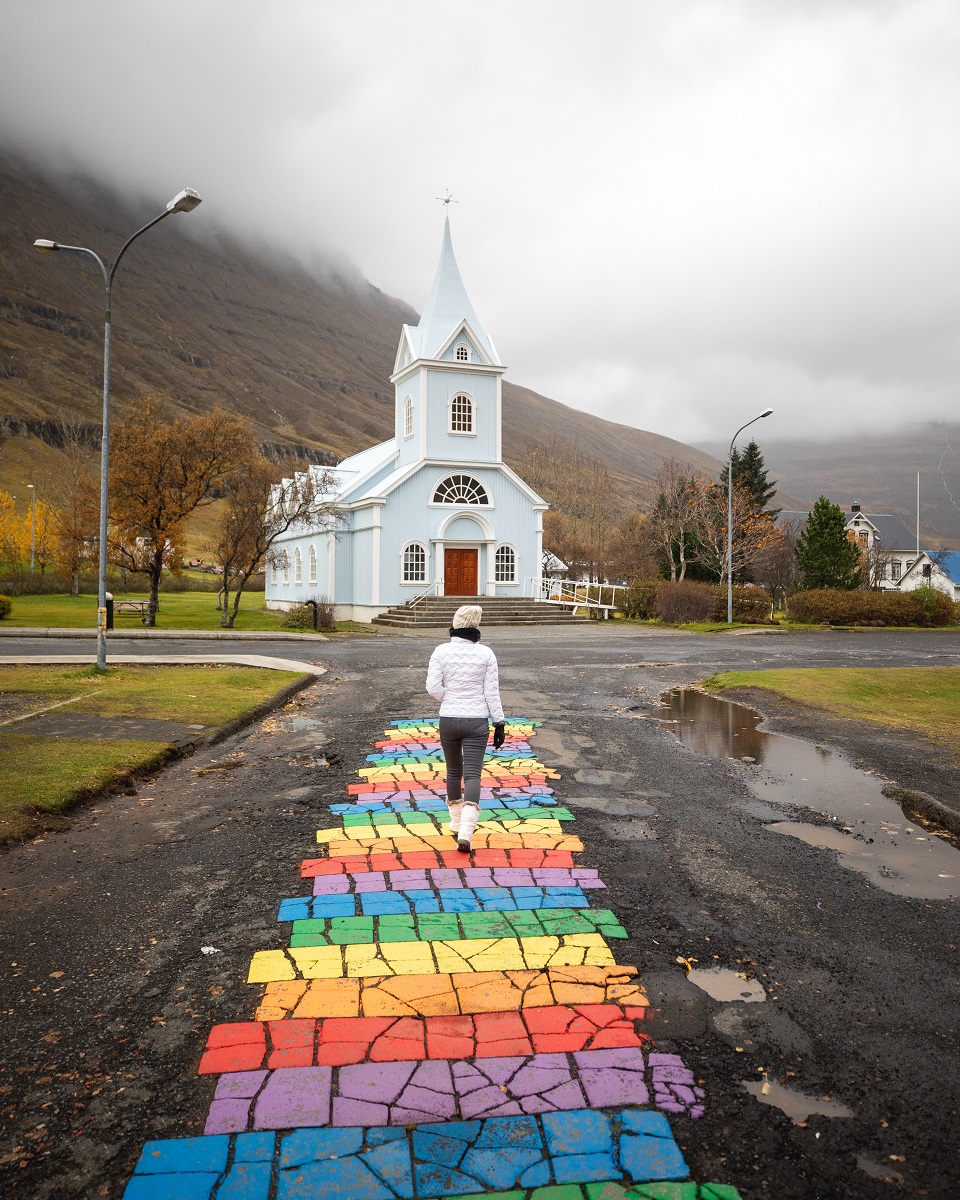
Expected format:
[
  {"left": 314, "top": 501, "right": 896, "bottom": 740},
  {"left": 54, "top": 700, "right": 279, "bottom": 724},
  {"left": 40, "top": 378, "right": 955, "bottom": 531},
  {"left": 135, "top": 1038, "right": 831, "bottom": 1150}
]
[
  {"left": 795, "top": 496, "right": 863, "bottom": 590},
  {"left": 721, "top": 439, "right": 779, "bottom": 513}
]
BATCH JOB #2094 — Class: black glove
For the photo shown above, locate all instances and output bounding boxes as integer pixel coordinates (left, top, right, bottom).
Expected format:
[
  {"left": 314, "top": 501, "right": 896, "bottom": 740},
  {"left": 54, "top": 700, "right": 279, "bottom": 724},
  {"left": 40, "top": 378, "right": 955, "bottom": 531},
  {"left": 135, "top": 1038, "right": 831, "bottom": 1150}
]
[{"left": 492, "top": 722, "right": 506, "bottom": 750}]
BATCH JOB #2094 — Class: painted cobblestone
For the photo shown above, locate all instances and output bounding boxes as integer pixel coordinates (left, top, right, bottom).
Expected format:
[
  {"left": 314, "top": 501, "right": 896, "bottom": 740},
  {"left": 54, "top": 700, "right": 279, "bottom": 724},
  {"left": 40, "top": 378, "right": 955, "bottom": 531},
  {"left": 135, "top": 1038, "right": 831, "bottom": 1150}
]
[
  {"left": 204, "top": 1048, "right": 704, "bottom": 1133},
  {"left": 248, "top": 933, "right": 618, "bottom": 982},
  {"left": 279, "top": 886, "right": 599, "bottom": 922},
  {"left": 311, "top": 866, "right": 605, "bottom": 893},
  {"left": 128, "top": 1111, "right": 689, "bottom": 1198},
  {"left": 122, "top": 718, "right": 743, "bottom": 1199},
  {"left": 301, "top": 849, "right": 579, "bottom": 875},
  {"left": 281, "top": 907, "right": 627, "bottom": 944},
  {"left": 254, "top": 965, "right": 648, "bottom": 1021},
  {"left": 198, "top": 1005, "right": 653, "bottom": 1074}
]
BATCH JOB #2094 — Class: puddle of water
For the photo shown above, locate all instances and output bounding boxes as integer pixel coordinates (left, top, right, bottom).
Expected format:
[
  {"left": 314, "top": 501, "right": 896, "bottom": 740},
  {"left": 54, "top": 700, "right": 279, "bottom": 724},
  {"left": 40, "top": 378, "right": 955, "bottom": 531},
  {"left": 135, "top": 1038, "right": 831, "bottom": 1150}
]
[
  {"left": 856, "top": 1155, "right": 904, "bottom": 1183},
  {"left": 262, "top": 714, "right": 322, "bottom": 733},
  {"left": 687, "top": 967, "right": 767, "bottom": 1003},
  {"left": 635, "top": 689, "right": 960, "bottom": 900},
  {"left": 742, "top": 1078, "right": 854, "bottom": 1124}
]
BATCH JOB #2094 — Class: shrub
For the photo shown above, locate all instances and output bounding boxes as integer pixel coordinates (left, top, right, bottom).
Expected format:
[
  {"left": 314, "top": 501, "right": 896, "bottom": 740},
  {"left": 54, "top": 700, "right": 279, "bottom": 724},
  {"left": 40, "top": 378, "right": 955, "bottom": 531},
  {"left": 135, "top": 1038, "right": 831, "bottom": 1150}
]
[
  {"left": 279, "top": 605, "right": 314, "bottom": 629},
  {"left": 279, "top": 595, "right": 337, "bottom": 632},
  {"left": 619, "top": 581, "right": 661, "bottom": 620},
  {"left": 728, "top": 585, "right": 771, "bottom": 621},
  {"left": 788, "top": 587, "right": 958, "bottom": 627},
  {"left": 0, "top": 595, "right": 11, "bottom": 620},
  {"left": 655, "top": 581, "right": 717, "bottom": 623}
]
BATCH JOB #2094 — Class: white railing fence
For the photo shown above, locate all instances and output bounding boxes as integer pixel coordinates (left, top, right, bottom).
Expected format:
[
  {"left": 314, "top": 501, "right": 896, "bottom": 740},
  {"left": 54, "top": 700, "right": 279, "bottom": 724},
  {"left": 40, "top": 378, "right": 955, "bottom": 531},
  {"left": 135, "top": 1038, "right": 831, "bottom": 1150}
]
[{"left": 523, "top": 577, "right": 627, "bottom": 618}]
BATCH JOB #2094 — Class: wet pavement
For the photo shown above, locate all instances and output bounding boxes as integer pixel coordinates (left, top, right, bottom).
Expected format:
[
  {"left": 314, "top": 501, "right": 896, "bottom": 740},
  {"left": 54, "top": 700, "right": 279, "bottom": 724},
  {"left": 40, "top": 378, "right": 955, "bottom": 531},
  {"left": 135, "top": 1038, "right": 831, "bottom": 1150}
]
[
  {"left": 633, "top": 688, "right": 960, "bottom": 900},
  {"left": 0, "top": 625, "right": 958, "bottom": 1198}
]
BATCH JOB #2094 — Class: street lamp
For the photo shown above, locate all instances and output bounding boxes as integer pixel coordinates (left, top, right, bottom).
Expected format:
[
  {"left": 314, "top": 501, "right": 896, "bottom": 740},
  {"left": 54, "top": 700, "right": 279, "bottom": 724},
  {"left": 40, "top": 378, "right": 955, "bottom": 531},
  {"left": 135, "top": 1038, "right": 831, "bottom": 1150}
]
[
  {"left": 727, "top": 408, "right": 773, "bottom": 625},
  {"left": 27, "top": 483, "right": 35, "bottom": 573},
  {"left": 34, "top": 188, "right": 202, "bottom": 670}
]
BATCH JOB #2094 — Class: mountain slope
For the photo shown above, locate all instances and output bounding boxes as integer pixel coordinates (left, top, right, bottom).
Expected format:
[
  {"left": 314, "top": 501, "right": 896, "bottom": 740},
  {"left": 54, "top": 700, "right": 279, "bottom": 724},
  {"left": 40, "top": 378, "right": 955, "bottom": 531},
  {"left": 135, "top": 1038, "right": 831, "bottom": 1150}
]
[{"left": 0, "top": 152, "right": 719, "bottom": 508}]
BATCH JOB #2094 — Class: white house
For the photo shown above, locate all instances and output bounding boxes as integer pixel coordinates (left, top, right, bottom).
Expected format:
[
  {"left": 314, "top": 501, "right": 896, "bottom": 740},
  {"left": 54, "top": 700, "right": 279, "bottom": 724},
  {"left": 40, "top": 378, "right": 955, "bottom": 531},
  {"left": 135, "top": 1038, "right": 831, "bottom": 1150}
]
[
  {"left": 780, "top": 503, "right": 959, "bottom": 597},
  {"left": 899, "top": 550, "right": 960, "bottom": 601},
  {"left": 265, "top": 217, "right": 548, "bottom": 621}
]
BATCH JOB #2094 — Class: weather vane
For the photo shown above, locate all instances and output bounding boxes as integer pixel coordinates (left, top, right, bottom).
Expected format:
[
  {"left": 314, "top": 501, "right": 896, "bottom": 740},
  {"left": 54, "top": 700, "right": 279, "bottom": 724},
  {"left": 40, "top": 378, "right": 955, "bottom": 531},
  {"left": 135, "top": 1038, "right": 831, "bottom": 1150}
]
[{"left": 436, "top": 191, "right": 459, "bottom": 207}]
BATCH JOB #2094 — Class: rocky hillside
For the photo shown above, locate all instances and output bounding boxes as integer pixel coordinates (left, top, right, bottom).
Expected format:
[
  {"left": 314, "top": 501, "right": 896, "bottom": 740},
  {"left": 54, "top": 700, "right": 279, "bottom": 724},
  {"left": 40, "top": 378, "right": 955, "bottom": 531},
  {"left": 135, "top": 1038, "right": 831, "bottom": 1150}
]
[{"left": 0, "top": 152, "right": 720, "bottom": 508}]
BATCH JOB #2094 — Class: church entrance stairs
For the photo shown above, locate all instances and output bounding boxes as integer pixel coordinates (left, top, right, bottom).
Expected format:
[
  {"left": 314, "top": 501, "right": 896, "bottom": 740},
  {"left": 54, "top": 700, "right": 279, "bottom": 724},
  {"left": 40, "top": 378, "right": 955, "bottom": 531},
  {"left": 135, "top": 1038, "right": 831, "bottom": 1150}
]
[{"left": 372, "top": 596, "right": 589, "bottom": 628}]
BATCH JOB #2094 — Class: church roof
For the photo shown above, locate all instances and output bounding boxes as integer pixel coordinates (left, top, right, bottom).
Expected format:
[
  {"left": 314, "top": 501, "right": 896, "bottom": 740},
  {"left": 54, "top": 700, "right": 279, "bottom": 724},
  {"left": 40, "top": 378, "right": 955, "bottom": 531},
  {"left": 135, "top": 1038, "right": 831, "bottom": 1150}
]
[{"left": 405, "top": 216, "right": 500, "bottom": 365}]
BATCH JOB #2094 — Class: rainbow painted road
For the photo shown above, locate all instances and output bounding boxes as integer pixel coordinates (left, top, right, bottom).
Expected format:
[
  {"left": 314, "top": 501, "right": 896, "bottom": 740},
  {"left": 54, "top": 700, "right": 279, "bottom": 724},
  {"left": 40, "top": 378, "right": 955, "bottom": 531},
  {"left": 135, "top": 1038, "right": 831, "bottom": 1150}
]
[{"left": 123, "top": 719, "right": 743, "bottom": 1199}]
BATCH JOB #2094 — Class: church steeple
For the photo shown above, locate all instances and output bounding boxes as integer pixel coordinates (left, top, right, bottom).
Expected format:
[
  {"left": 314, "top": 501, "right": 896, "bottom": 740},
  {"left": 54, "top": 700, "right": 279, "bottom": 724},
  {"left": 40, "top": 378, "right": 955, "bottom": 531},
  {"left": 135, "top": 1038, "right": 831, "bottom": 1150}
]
[{"left": 405, "top": 216, "right": 500, "bottom": 366}]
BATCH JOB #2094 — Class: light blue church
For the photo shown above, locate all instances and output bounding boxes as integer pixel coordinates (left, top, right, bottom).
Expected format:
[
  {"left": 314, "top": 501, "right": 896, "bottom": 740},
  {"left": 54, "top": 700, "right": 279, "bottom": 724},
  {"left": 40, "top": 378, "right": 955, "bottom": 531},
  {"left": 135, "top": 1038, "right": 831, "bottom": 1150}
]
[{"left": 265, "top": 218, "right": 548, "bottom": 621}]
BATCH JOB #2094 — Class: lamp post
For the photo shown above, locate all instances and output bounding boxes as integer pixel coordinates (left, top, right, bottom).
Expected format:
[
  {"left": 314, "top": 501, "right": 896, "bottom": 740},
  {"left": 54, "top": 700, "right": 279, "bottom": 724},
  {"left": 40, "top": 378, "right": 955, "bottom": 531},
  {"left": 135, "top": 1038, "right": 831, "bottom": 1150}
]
[
  {"left": 27, "top": 483, "right": 35, "bottom": 573},
  {"left": 34, "top": 189, "right": 202, "bottom": 670},
  {"left": 726, "top": 408, "right": 773, "bottom": 625}
]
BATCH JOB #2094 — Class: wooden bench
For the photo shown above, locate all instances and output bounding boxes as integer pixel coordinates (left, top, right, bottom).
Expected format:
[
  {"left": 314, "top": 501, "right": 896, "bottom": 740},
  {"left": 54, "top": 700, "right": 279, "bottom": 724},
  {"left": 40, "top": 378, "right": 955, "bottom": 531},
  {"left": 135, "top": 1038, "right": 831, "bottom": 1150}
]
[{"left": 114, "top": 600, "right": 156, "bottom": 617}]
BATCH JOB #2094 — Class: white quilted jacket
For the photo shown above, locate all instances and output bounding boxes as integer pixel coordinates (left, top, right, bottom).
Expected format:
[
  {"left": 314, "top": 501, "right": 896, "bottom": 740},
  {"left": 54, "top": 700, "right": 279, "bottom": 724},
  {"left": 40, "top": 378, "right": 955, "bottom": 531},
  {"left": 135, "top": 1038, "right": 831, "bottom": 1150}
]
[{"left": 426, "top": 638, "right": 505, "bottom": 723}]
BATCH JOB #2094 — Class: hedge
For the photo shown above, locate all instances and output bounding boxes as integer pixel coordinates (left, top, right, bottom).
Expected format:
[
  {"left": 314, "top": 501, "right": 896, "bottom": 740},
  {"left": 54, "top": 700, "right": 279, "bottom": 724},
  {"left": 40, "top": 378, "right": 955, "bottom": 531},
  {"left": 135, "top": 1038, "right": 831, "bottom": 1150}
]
[
  {"left": 788, "top": 586, "right": 958, "bottom": 627},
  {"left": 618, "top": 580, "right": 772, "bottom": 623}
]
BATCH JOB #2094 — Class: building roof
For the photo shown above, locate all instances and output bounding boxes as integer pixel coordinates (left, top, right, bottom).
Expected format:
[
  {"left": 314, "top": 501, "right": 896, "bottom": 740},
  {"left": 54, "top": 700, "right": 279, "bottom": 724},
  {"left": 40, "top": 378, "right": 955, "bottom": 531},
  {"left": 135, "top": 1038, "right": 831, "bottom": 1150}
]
[
  {"left": 936, "top": 551, "right": 960, "bottom": 584},
  {"left": 776, "top": 508, "right": 918, "bottom": 551},
  {"left": 405, "top": 216, "right": 499, "bottom": 364},
  {"left": 858, "top": 513, "right": 916, "bottom": 550}
]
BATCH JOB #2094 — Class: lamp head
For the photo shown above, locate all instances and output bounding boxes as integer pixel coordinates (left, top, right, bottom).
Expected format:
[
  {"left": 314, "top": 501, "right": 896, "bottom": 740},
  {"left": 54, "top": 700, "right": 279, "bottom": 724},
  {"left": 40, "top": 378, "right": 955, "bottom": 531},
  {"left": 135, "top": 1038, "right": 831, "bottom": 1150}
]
[
  {"left": 33, "top": 239, "right": 58, "bottom": 252},
  {"left": 760, "top": 408, "right": 773, "bottom": 418},
  {"left": 167, "top": 188, "right": 202, "bottom": 214}
]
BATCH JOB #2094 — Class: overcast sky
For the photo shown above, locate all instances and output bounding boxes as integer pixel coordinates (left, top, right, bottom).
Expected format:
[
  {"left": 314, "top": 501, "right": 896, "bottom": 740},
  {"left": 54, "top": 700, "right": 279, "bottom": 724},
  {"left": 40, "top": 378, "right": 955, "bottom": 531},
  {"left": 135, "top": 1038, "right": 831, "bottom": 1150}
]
[{"left": 2, "top": 0, "right": 959, "bottom": 445}]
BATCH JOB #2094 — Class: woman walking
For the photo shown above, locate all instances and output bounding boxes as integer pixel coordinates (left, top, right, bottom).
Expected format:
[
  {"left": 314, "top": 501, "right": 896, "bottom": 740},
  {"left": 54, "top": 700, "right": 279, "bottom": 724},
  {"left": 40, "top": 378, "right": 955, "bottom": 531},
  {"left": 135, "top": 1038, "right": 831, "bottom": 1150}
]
[{"left": 426, "top": 604, "right": 506, "bottom": 852}]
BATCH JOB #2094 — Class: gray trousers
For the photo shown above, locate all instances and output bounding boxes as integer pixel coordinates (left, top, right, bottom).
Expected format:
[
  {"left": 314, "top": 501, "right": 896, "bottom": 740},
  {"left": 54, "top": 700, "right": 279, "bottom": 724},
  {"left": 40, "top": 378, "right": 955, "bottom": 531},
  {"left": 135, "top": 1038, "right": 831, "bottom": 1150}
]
[{"left": 438, "top": 716, "right": 489, "bottom": 807}]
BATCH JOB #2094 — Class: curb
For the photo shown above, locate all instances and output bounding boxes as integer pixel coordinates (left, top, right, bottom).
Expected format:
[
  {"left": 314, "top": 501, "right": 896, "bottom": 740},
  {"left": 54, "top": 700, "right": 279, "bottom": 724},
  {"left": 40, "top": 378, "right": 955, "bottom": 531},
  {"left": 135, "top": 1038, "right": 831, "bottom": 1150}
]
[
  {"left": 0, "top": 669, "right": 323, "bottom": 851},
  {"left": 883, "top": 782, "right": 960, "bottom": 840},
  {"left": 0, "top": 627, "right": 328, "bottom": 641}
]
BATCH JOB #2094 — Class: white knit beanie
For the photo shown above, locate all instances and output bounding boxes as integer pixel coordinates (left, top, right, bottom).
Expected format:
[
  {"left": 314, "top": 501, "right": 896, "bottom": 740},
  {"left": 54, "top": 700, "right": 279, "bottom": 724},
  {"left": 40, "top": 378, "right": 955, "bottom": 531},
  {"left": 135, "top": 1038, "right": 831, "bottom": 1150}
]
[{"left": 452, "top": 604, "right": 483, "bottom": 629}]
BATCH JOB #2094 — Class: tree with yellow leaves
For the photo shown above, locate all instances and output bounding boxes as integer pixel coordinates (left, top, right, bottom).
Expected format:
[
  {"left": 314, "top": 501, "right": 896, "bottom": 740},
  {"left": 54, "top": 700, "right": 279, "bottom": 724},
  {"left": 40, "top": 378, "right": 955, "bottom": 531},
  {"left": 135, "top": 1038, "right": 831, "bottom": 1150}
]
[{"left": 109, "top": 398, "right": 253, "bottom": 625}]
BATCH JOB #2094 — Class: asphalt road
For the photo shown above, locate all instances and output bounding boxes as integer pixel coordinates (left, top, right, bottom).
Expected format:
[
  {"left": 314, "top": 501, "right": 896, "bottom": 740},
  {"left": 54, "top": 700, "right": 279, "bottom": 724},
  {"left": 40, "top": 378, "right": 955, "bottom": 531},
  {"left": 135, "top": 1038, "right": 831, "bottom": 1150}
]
[{"left": 1, "top": 625, "right": 958, "bottom": 1198}]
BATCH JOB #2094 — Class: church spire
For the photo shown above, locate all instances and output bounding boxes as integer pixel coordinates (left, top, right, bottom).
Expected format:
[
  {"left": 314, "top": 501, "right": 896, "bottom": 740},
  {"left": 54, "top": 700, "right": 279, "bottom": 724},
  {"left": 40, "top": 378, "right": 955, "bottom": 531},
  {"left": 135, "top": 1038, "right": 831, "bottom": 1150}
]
[{"left": 409, "top": 215, "right": 500, "bottom": 365}]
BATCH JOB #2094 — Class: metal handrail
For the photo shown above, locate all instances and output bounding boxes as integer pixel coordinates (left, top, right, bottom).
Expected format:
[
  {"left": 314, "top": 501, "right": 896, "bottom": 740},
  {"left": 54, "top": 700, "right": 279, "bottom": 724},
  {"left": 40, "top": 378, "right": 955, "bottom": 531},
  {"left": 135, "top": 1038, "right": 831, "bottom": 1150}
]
[{"left": 409, "top": 579, "right": 442, "bottom": 608}]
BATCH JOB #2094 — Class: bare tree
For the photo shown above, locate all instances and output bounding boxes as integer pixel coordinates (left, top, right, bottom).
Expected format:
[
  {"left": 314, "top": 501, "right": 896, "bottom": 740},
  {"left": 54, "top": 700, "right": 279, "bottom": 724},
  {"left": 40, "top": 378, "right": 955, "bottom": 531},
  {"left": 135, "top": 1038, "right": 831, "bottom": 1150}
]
[
  {"left": 50, "top": 423, "right": 99, "bottom": 594},
  {"left": 688, "top": 475, "right": 785, "bottom": 584},
  {"left": 213, "top": 459, "right": 341, "bottom": 628},
  {"left": 527, "top": 437, "right": 618, "bottom": 581},
  {"left": 646, "top": 459, "right": 700, "bottom": 581},
  {"left": 754, "top": 515, "right": 803, "bottom": 608}
]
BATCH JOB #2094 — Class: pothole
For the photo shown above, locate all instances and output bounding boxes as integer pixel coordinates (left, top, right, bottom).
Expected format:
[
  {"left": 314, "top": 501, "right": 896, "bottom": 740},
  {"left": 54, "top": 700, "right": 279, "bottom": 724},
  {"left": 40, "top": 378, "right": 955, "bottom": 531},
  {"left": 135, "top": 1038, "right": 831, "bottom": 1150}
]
[
  {"left": 742, "top": 1077, "right": 854, "bottom": 1124},
  {"left": 635, "top": 688, "right": 960, "bottom": 899},
  {"left": 686, "top": 967, "right": 767, "bottom": 1003},
  {"left": 261, "top": 714, "right": 323, "bottom": 734}
]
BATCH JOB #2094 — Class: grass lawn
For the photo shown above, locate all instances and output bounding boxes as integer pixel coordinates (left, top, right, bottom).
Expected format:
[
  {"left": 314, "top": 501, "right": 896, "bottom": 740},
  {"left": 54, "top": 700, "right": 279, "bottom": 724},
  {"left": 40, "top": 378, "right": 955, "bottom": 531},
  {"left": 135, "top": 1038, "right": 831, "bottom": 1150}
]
[
  {"left": 705, "top": 666, "right": 960, "bottom": 748},
  {"left": 0, "top": 664, "right": 303, "bottom": 842},
  {"left": 0, "top": 592, "right": 374, "bottom": 634}
]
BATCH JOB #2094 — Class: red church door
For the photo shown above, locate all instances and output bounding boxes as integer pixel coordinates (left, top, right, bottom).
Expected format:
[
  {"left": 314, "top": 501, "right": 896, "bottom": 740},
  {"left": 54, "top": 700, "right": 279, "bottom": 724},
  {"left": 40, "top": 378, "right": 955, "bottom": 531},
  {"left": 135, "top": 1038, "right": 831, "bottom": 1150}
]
[{"left": 444, "top": 548, "right": 479, "bottom": 596}]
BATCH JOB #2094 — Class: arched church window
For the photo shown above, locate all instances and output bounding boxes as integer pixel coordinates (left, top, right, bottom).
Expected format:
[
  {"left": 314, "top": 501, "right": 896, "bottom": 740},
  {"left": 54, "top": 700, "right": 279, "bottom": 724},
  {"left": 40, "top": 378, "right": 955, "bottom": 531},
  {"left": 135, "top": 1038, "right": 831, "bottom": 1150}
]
[
  {"left": 281, "top": 551, "right": 290, "bottom": 585},
  {"left": 403, "top": 395, "right": 414, "bottom": 439},
  {"left": 455, "top": 344, "right": 470, "bottom": 362},
  {"left": 402, "top": 542, "right": 427, "bottom": 583},
  {"left": 495, "top": 544, "right": 516, "bottom": 583},
  {"left": 433, "top": 475, "right": 489, "bottom": 506},
  {"left": 270, "top": 558, "right": 278, "bottom": 586},
  {"left": 308, "top": 544, "right": 318, "bottom": 585},
  {"left": 449, "top": 393, "right": 474, "bottom": 434},
  {"left": 294, "top": 548, "right": 302, "bottom": 585}
]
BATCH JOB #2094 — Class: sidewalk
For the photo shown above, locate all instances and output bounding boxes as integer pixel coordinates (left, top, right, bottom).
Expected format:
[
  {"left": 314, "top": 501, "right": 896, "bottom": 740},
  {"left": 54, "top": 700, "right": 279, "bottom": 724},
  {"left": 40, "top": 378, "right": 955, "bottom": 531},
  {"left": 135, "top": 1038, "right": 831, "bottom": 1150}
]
[
  {"left": 0, "top": 654, "right": 327, "bottom": 675},
  {"left": 0, "top": 627, "right": 328, "bottom": 641}
]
